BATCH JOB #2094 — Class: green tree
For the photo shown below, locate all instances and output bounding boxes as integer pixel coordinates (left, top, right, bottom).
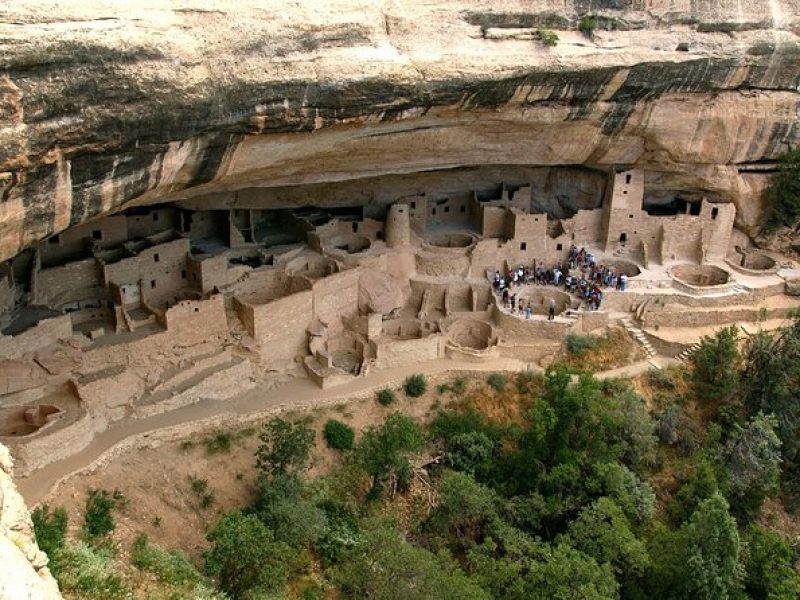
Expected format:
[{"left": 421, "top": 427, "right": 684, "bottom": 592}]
[
  {"left": 204, "top": 511, "right": 291, "bottom": 599},
  {"left": 689, "top": 325, "right": 740, "bottom": 403},
  {"left": 720, "top": 412, "right": 782, "bottom": 520},
  {"left": 525, "top": 543, "right": 619, "bottom": 600},
  {"left": 741, "top": 318, "right": 800, "bottom": 506},
  {"left": 443, "top": 430, "right": 495, "bottom": 476},
  {"left": 683, "top": 494, "right": 741, "bottom": 599},
  {"left": 564, "top": 497, "right": 649, "bottom": 579},
  {"left": 356, "top": 413, "right": 424, "bottom": 496},
  {"left": 742, "top": 525, "right": 800, "bottom": 600},
  {"left": 428, "top": 471, "right": 501, "bottom": 550},
  {"left": 253, "top": 473, "right": 328, "bottom": 549},
  {"left": 335, "top": 524, "right": 489, "bottom": 600},
  {"left": 588, "top": 463, "right": 655, "bottom": 525},
  {"left": 255, "top": 418, "right": 315, "bottom": 479},
  {"left": 766, "top": 149, "right": 800, "bottom": 229},
  {"left": 650, "top": 493, "right": 741, "bottom": 600}
]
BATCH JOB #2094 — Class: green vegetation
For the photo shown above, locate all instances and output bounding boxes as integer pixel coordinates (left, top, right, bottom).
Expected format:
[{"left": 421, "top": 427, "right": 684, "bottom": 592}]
[
  {"left": 537, "top": 29, "right": 559, "bottom": 47},
  {"left": 255, "top": 417, "right": 316, "bottom": 479},
  {"left": 486, "top": 373, "right": 508, "bottom": 392},
  {"left": 323, "top": 419, "right": 355, "bottom": 450},
  {"left": 203, "top": 431, "right": 232, "bottom": 454},
  {"left": 377, "top": 387, "right": 397, "bottom": 405},
  {"left": 403, "top": 373, "right": 428, "bottom": 397},
  {"left": 566, "top": 333, "right": 597, "bottom": 354},
  {"left": 35, "top": 316, "right": 800, "bottom": 600},
  {"left": 766, "top": 149, "right": 800, "bottom": 229},
  {"left": 83, "top": 489, "right": 123, "bottom": 540},
  {"left": 189, "top": 476, "right": 215, "bottom": 509},
  {"left": 578, "top": 14, "right": 597, "bottom": 36}
]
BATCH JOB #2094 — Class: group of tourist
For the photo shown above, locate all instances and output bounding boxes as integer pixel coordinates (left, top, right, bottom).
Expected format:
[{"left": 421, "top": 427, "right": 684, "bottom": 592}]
[{"left": 491, "top": 245, "right": 629, "bottom": 318}]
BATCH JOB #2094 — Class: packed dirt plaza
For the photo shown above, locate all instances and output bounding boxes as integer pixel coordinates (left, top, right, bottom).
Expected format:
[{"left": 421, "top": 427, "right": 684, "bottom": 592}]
[{"left": 1, "top": 164, "right": 799, "bottom": 483}]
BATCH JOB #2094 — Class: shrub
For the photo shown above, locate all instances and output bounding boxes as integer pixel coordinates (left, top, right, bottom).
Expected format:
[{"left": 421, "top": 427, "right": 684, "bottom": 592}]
[
  {"left": 324, "top": 419, "right": 355, "bottom": 451},
  {"left": 203, "top": 431, "right": 232, "bottom": 455},
  {"left": 57, "top": 541, "right": 131, "bottom": 600},
  {"left": 566, "top": 333, "right": 597, "bottom": 354},
  {"left": 190, "top": 476, "right": 215, "bottom": 509},
  {"left": 377, "top": 388, "right": 397, "bottom": 406},
  {"left": 486, "top": 373, "right": 508, "bottom": 392},
  {"left": 537, "top": 29, "right": 559, "bottom": 46},
  {"left": 32, "top": 504, "right": 68, "bottom": 565},
  {"left": 578, "top": 14, "right": 597, "bottom": 36},
  {"left": 83, "top": 489, "right": 122, "bottom": 540},
  {"left": 690, "top": 325, "right": 740, "bottom": 402},
  {"left": 451, "top": 377, "right": 468, "bottom": 395},
  {"left": 515, "top": 370, "right": 543, "bottom": 396},
  {"left": 132, "top": 534, "right": 202, "bottom": 585},
  {"left": 647, "top": 368, "right": 677, "bottom": 390},
  {"left": 404, "top": 374, "right": 427, "bottom": 398}
]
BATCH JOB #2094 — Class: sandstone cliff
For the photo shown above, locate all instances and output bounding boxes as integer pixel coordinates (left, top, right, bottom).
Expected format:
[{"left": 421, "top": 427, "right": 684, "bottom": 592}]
[
  {"left": 0, "top": 443, "right": 61, "bottom": 600},
  {"left": 0, "top": 0, "right": 799, "bottom": 261}
]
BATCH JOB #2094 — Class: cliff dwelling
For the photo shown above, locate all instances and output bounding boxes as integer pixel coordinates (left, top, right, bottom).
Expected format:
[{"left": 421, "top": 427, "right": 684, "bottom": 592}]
[
  {"left": 1, "top": 1, "right": 800, "bottom": 597},
  {"left": 0, "top": 162, "right": 798, "bottom": 478}
]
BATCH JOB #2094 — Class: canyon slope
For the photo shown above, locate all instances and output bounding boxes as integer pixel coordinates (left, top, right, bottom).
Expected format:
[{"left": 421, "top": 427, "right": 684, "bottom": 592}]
[{"left": 1, "top": 0, "right": 799, "bottom": 262}]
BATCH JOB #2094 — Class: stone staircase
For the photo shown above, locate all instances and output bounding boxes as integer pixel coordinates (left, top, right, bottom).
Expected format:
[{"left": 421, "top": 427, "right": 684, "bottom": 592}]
[
  {"left": 619, "top": 315, "right": 657, "bottom": 360},
  {"left": 676, "top": 342, "right": 701, "bottom": 362}
]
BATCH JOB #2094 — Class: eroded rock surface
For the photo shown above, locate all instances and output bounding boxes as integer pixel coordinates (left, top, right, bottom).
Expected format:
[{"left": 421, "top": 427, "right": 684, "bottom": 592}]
[
  {"left": 0, "top": 443, "right": 61, "bottom": 599},
  {"left": 0, "top": 1, "right": 799, "bottom": 258}
]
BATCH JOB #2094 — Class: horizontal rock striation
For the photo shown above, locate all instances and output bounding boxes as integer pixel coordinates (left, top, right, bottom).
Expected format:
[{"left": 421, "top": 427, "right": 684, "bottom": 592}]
[{"left": 0, "top": 0, "right": 799, "bottom": 260}]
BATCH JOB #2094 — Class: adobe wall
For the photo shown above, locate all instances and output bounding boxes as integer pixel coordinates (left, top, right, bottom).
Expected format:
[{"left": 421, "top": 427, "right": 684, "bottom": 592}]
[
  {"left": 34, "top": 258, "right": 103, "bottom": 309},
  {"left": 163, "top": 295, "right": 228, "bottom": 345},
  {"left": 187, "top": 253, "right": 249, "bottom": 294},
  {"left": 0, "top": 315, "right": 73, "bottom": 360},
  {"left": 312, "top": 268, "right": 360, "bottom": 327},
  {"left": 39, "top": 215, "right": 128, "bottom": 267},
  {"left": 491, "top": 306, "right": 571, "bottom": 342},
  {"left": 373, "top": 335, "right": 443, "bottom": 370},
  {"left": 246, "top": 291, "right": 313, "bottom": 368},
  {"left": 103, "top": 238, "right": 190, "bottom": 308}
]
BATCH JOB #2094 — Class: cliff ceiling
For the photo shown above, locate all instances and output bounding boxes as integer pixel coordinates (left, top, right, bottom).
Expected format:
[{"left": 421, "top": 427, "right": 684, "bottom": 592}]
[{"left": 1, "top": 0, "right": 799, "bottom": 261}]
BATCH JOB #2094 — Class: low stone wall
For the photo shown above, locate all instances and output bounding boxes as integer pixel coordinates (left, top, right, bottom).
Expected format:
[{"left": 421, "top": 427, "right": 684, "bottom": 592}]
[{"left": 373, "top": 335, "right": 443, "bottom": 370}]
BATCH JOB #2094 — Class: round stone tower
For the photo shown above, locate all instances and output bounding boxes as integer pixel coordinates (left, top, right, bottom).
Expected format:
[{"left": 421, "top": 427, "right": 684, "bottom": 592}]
[{"left": 385, "top": 204, "right": 411, "bottom": 248}]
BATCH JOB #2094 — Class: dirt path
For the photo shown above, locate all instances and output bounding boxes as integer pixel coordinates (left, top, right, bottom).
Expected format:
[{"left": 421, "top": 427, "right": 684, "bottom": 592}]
[{"left": 17, "top": 354, "right": 671, "bottom": 506}]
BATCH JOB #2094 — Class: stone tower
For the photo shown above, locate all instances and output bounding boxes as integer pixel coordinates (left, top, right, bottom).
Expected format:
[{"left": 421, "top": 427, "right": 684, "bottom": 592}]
[{"left": 385, "top": 204, "right": 411, "bottom": 248}]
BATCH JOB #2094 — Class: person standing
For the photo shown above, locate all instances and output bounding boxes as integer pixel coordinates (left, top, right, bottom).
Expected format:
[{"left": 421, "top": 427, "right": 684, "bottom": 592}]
[
  {"left": 548, "top": 298, "right": 556, "bottom": 320},
  {"left": 525, "top": 303, "right": 532, "bottom": 319}
]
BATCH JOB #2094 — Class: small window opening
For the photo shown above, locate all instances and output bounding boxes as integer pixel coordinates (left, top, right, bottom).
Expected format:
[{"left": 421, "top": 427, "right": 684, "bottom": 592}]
[
  {"left": 352, "top": 222, "right": 358, "bottom": 232},
  {"left": 444, "top": 206, "right": 450, "bottom": 213},
  {"left": 689, "top": 203, "right": 701, "bottom": 216},
  {"left": 556, "top": 243, "right": 563, "bottom": 251},
  {"left": 376, "top": 231, "right": 384, "bottom": 240},
  {"left": 520, "top": 242, "right": 527, "bottom": 251},
  {"left": 194, "top": 307, "right": 199, "bottom": 312},
  {"left": 410, "top": 201, "right": 416, "bottom": 209},
  {"left": 92, "top": 230, "right": 103, "bottom": 240},
  {"left": 181, "top": 270, "right": 187, "bottom": 279},
  {"left": 460, "top": 205, "right": 466, "bottom": 213},
  {"left": 625, "top": 174, "right": 632, "bottom": 184},
  {"left": 154, "top": 253, "right": 160, "bottom": 263},
  {"left": 150, "top": 280, "right": 156, "bottom": 288},
  {"left": 431, "top": 208, "right": 436, "bottom": 216},
  {"left": 629, "top": 214, "right": 634, "bottom": 218},
  {"left": 619, "top": 233, "right": 628, "bottom": 243},
  {"left": 711, "top": 207, "right": 719, "bottom": 220}
]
